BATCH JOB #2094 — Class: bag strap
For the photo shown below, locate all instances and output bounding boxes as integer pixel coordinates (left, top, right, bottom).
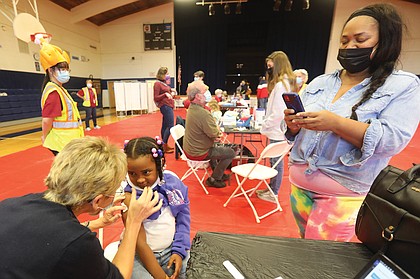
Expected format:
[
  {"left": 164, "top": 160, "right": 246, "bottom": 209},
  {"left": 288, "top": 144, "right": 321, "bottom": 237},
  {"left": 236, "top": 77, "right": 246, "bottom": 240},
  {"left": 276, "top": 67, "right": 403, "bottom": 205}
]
[{"left": 388, "top": 164, "right": 420, "bottom": 193}]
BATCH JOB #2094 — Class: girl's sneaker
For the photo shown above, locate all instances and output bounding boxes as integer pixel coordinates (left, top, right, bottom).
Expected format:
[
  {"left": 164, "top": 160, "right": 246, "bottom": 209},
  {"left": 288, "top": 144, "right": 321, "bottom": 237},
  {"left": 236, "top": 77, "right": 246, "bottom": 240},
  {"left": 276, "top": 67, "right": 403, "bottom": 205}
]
[
  {"left": 255, "top": 188, "right": 269, "bottom": 195},
  {"left": 257, "top": 191, "right": 277, "bottom": 203}
]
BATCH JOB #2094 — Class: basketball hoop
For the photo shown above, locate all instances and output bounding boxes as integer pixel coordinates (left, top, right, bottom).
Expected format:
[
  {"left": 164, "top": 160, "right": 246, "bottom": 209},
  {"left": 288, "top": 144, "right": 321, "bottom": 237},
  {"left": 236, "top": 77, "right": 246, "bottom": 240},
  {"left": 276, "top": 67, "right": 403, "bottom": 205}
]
[
  {"left": 13, "top": 13, "right": 48, "bottom": 43},
  {"left": 30, "top": 32, "right": 52, "bottom": 46}
]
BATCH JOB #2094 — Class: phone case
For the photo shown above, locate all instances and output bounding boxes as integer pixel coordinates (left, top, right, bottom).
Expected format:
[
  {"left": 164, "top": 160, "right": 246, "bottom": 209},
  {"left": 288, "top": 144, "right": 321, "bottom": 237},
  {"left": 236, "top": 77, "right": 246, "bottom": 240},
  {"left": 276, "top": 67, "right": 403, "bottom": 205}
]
[{"left": 282, "top": 92, "right": 305, "bottom": 113}]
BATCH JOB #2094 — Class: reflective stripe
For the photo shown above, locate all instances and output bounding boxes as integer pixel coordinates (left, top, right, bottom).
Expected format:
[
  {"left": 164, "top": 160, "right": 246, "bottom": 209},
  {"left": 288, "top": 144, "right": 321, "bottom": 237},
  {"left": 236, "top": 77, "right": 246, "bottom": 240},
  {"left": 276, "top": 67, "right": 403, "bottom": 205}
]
[
  {"left": 41, "top": 82, "right": 83, "bottom": 152},
  {"left": 42, "top": 82, "right": 79, "bottom": 122},
  {"left": 53, "top": 121, "right": 81, "bottom": 128}
]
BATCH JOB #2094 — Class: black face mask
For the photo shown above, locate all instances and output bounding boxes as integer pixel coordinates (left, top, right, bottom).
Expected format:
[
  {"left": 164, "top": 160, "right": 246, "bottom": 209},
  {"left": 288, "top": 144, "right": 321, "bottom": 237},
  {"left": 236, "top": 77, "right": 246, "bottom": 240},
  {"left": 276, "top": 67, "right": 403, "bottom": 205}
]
[
  {"left": 337, "top": 47, "right": 374, "bottom": 74},
  {"left": 266, "top": 67, "right": 273, "bottom": 76}
]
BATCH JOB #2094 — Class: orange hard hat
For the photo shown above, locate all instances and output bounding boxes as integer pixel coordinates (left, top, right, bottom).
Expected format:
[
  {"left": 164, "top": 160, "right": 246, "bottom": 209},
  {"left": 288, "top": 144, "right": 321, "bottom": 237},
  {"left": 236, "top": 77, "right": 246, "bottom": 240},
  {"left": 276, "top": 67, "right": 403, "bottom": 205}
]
[{"left": 40, "top": 43, "right": 70, "bottom": 70}]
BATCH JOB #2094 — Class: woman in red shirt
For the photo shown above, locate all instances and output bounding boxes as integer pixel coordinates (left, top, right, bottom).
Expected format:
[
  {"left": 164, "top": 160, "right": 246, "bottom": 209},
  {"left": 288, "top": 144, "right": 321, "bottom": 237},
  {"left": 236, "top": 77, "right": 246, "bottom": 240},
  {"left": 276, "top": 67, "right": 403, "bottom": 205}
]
[{"left": 153, "top": 67, "right": 176, "bottom": 153}]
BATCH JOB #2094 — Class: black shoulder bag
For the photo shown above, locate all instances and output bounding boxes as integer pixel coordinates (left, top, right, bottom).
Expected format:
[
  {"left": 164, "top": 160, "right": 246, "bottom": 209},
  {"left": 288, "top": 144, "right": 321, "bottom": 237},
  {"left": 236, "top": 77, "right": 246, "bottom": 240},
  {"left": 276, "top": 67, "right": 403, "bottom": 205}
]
[{"left": 355, "top": 164, "right": 420, "bottom": 277}]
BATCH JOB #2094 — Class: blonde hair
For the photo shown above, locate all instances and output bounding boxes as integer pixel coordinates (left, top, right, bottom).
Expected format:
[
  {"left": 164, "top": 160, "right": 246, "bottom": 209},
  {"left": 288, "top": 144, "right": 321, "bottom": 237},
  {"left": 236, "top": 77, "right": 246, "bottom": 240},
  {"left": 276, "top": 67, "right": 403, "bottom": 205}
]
[
  {"left": 208, "top": 100, "right": 220, "bottom": 111},
  {"left": 156, "top": 67, "right": 168, "bottom": 80},
  {"left": 44, "top": 136, "right": 127, "bottom": 207},
  {"left": 266, "top": 51, "right": 297, "bottom": 93}
]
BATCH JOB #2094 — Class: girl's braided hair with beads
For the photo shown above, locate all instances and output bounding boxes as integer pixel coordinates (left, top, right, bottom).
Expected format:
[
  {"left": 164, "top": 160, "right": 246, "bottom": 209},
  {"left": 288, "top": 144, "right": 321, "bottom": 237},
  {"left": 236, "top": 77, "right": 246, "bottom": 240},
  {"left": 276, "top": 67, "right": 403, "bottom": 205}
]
[
  {"left": 123, "top": 136, "right": 166, "bottom": 181},
  {"left": 345, "top": 4, "right": 405, "bottom": 120}
]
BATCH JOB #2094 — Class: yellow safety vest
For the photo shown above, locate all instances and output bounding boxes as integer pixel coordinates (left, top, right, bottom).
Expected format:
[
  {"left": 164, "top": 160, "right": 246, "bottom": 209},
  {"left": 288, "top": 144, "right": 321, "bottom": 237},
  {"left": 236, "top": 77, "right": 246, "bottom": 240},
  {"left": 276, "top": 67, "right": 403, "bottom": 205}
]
[
  {"left": 41, "top": 82, "right": 84, "bottom": 152},
  {"left": 81, "top": 87, "right": 98, "bottom": 107}
]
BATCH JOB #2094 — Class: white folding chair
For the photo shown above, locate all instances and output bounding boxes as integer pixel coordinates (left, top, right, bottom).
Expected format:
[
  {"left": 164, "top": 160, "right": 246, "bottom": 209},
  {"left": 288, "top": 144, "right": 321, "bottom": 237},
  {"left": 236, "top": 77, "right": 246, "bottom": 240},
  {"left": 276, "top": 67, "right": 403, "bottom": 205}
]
[
  {"left": 223, "top": 141, "right": 293, "bottom": 223},
  {"left": 170, "top": 124, "right": 211, "bottom": 194}
]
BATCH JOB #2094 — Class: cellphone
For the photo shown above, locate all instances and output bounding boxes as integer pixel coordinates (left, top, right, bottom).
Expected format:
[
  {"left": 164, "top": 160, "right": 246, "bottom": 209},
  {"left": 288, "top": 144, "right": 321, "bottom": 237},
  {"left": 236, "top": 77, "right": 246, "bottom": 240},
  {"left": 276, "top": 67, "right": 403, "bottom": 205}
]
[{"left": 282, "top": 92, "right": 305, "bottom": 114}]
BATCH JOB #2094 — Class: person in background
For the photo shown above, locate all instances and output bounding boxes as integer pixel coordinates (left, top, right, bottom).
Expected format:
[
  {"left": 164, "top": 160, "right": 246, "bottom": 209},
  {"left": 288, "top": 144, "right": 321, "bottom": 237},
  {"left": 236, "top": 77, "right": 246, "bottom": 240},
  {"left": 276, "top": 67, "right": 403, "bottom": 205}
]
[
  {"left": 193, "top": 70, "right": 205, "bottom": 82},
  {"left": 154, "top": 67, "right": 177, "bottom": 154},
  {"left": 77, "top": 79, "right": 101, "bottom": 131},
  {"left": 214, "top": 89, "right": 223, "bottom": 103},
  {"left": 185, "top": 70, "right": 213, "bottom": 111},
  {"left": 284, "top": 3, "right": 420, "bottom": 242},
  {"left": 0, "top": 136, "right": 162, "bottom": 279},
  {"left": 208, "top": 100, "right": 223, "bottom": 126},
  {"left": 122, "top": 137, "right": 190, "bottom": 279},
  {"left": 234, "top": 93, "right": 248, "bottom": 107},
  {"left": 256, "top": 75, "right": 269, "bottom": 110},
  {"left": 222, "top": 91, "right": 229, "bottom": 102},
  {"left": 293, "top": 69, "right": 309, "bottom": 95},
  {"left": 191, "top": 70, "right": 212, "bottom": 102},
  {"left": 256, "top": 51, "right": 297, "bottom": 203},
  {"left": 244, "top": 81, "right": 252, "bottom": 100},
  {"left": 40, "top": 42, "right": 84, "bottom": 156},
  {"left": 236, "top": 80, "right": 249, "bottom": 97},
  {"left": 183, "top": 80, "right": 236, "bottom": 188}
]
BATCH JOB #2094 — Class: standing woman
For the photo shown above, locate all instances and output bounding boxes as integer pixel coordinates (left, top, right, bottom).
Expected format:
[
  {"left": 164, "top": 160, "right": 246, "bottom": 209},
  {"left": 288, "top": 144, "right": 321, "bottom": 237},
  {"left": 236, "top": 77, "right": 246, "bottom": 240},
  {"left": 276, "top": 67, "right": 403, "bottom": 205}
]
[
  {"left": 293, "top": 69, "right": 309, "bottom": 95},
  {"left": 40, "top": 42, "right": 84, "bottom": 155},
  {"left": 284, "top": 3, "right": 420, "bottom": 241},
  {"left": 154, "top": 67, "right": 176, "bottom": 153},
  {"left": 257, "top": 51, "right": 297, "bottom": 203}
]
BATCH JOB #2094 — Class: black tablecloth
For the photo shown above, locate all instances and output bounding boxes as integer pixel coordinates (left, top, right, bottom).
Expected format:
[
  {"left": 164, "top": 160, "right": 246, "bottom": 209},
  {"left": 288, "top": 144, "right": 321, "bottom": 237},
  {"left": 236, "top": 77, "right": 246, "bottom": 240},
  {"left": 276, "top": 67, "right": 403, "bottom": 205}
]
[{"left": 186, "top": 232, "right": 373, "bottom": 279}]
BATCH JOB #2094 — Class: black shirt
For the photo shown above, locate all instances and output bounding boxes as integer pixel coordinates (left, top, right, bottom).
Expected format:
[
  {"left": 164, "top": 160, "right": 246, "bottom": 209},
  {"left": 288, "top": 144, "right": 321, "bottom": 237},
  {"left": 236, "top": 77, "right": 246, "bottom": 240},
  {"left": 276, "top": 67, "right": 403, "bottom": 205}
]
[{"left": 0, "top": 193, "right": 123, "bottom": 279}]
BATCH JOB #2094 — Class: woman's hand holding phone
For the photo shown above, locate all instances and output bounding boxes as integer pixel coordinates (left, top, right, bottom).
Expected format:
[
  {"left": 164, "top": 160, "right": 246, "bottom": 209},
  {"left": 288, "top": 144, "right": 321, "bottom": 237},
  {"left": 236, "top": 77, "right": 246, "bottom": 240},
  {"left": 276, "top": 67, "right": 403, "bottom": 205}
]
[
  {"left": 283, "top": 93, "right": 306, "bottom": 135},
  {"left": 284, "top": 109, "right": 304, "bottom": 135}
]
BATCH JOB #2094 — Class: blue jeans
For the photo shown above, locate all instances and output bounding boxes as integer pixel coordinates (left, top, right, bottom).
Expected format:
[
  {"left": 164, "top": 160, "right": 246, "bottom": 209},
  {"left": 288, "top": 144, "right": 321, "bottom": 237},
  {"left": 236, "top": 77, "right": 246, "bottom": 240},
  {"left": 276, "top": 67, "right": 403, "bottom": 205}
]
[
  {"left": 85, "top": 106, "right": 97, "bottom": 128},
  {"left": 160, "top": 105, "right": 174, "bottom": 144},
  {"left": 269, "top": 138, "right": 284, "bottom": 195},
  {"left": 131, "top": 246, "right": 190, "bottom": 279},
  {"left": 258, "top": 98, "right": 268, "bottom": 110}
]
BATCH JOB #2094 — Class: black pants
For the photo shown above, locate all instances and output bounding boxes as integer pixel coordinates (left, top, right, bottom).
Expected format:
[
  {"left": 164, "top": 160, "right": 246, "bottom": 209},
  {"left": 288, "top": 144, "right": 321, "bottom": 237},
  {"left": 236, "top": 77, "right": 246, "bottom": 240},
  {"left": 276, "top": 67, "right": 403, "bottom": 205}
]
[{"left": 85, "top": 107, "right": 97, "bottom": 128}]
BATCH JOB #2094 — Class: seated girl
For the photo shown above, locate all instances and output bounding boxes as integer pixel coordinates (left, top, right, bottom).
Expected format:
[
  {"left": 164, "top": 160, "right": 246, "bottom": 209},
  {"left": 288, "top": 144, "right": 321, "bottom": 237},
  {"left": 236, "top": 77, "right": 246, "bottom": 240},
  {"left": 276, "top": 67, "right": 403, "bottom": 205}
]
[{"left": 122, "top": 136, "right": 190, "bottom": 279}]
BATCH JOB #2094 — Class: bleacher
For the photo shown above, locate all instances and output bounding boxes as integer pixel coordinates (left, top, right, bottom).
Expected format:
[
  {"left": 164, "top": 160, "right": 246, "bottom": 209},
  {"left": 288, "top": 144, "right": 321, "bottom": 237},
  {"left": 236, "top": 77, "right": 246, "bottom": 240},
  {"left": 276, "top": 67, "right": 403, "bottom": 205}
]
[
  {"left": 0, "top": 70, "right": 102, "bottom": 128},
  {"left": 0, "top": 89, "right": 42, "bottom": 122}
]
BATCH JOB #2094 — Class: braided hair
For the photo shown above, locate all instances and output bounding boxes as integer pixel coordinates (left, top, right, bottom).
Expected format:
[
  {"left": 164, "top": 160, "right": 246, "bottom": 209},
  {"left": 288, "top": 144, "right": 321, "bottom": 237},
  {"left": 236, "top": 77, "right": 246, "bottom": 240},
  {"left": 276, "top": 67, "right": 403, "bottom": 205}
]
[
  {"left": 124, "top": 136, "right": 166, "bottom": 181},
  {"left": 345, "top": 4, "right": 405, "bottom": 120}
]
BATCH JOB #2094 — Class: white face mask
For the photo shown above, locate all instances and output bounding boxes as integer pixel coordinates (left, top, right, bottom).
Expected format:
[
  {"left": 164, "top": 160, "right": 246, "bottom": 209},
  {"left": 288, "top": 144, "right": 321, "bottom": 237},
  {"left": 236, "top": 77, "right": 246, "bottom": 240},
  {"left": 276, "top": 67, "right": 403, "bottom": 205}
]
[
  {"left": 126, "top": 174, "right": 160, "bottom": 192},
  {"left": 87, "top": 83, "right": 93, "bottom": 88},
  {"left": 55, "top": 70, "right": 70, "bottom": 84},
  {"left": 194, "top": 76, "right": 199, "bottom": 81}
]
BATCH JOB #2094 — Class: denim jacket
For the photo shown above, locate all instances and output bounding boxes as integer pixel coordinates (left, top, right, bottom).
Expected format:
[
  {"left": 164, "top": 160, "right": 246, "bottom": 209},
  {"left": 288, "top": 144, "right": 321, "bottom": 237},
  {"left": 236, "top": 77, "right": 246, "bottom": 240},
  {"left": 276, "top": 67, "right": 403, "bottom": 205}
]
[
  {"left": 124, "top": 172, "right": 191, "bottom": 258},
  {"left": 288, "top": 70, "right": 420, "bottom": 194}
]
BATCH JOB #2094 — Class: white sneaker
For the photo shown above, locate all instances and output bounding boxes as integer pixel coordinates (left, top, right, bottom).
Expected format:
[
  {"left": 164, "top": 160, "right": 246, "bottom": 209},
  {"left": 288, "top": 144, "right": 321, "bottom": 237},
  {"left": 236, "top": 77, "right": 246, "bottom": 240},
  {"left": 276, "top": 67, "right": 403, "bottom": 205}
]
[
  {"left": 257, "top": 191, "right": 278, "bottom": 204},
  {"left": 94, "top": 125, "right": 101, "bottom": 129},
  {"left": 85, "top": 127, "right": 91, "bottom": 131},
  {"left": 255, "top": 188, "right": 269, "bottom": 195}
]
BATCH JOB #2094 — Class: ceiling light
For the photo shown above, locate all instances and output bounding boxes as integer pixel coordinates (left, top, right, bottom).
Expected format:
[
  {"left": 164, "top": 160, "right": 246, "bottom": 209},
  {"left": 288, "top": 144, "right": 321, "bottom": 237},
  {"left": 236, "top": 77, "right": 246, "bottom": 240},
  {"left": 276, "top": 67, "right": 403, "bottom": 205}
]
[
  {"left": 224, "top": 3, "right": 231, "bottom": 14},
  {"left": 235, "top": 2, "right": 241, "bottom": 14},
  {"left": 209, "top": 3, "right": 215, "bottom": 16},
  {"left": 273, "top": 0, "right": 281, "bottom": 12},
  {"left": 285, "top": 0, "right": 293, "bottom": 11},
  {"left": 302, "top": 0, "right": 309, "bottom": 10}
]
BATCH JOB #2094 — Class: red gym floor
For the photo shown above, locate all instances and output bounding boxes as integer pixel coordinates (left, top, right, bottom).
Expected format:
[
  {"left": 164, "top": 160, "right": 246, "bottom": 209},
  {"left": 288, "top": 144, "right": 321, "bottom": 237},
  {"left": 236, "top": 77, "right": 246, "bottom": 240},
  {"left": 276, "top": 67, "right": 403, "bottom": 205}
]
[{"left": 1, "top": 108, "right": 419, "bottom": 248}]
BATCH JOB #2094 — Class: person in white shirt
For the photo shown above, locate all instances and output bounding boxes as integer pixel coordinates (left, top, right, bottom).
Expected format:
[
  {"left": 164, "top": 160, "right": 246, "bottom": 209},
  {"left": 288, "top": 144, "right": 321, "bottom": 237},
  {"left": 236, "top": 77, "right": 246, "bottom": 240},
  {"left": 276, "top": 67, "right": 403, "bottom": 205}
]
[{"left": 257, "top": 51, "right": 297, "bottom": 203}]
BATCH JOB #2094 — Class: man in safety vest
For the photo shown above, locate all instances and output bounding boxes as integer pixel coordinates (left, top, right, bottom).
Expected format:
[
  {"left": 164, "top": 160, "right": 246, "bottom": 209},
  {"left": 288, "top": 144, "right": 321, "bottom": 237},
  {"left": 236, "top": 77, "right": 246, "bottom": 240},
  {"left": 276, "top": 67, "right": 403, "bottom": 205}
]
[
  {"left": 77, "top": 79, "right": 100, "bottom": 131},
  {"left": 40, "top": 42, "right": 84, "bottom": 155}
]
